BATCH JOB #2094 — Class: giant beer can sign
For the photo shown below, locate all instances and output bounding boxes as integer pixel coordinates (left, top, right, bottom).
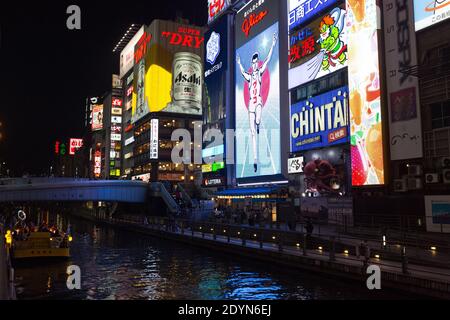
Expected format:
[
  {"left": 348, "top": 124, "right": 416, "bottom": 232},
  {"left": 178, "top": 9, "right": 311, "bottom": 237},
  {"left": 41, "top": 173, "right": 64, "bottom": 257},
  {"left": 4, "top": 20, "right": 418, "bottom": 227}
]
[{"left": 171, "top": 52, "right": 202, "bottom": 113}]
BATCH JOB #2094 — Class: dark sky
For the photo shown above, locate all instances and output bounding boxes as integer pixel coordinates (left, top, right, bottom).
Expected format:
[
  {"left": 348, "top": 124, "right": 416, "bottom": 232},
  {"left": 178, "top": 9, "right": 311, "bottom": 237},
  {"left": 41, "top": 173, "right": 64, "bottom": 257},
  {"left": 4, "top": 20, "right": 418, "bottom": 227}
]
[{"left": 0, "top": 1, "right": 206, "bottom": 175}]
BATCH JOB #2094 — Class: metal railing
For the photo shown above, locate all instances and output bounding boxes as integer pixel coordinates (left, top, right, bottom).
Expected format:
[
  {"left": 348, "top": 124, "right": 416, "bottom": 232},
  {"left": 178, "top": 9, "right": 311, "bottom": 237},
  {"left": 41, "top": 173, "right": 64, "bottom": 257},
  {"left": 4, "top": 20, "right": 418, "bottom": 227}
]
[{"left": 100, "top": 215, "right": 450, "bottom": 277}]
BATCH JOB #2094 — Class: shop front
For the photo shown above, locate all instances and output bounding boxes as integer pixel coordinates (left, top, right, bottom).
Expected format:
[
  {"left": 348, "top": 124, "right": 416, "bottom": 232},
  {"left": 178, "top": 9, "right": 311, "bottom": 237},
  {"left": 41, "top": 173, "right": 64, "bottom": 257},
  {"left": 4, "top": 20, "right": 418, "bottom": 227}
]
[{"left": 214, "top": 186, "right": 288, "bottom": 223}]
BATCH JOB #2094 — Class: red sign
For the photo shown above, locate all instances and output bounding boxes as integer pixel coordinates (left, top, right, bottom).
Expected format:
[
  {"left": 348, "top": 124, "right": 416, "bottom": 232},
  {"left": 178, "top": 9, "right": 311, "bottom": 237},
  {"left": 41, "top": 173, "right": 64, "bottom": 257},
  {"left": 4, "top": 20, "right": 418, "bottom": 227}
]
[
  {"left": 94, "top": 150, "right": 101, "bottom": 178},
  {"left": 241, "top": 10, "right": 268, "bottom": 37},
  {"left": 69, "top": 138, "right": 83, "bottom": 155},
  {"left": 125, "top": 124, "right": 134, "bottom": 133},
  {"left": 161, "top": 28, "right": 204, "bottom": 48},
  {"left": 328, "top": 127, "right": 347, "bottom": 144},
  {"left": 209, "top": 0, "right": 226, "bottom": 21},
  {"left": 289, "top": 35, "right": 315, "bottom": 63},
  {"left": 126, "top": 86, "right": 133, "bottom": 97},
  {"left": 55, "top": 141, "right": 60, "bottom": 155},
  {"left": 111, "top": 125, "right": 122, "bottom": 133},
  {"left": 134, "top": 32, "right": 152, "bottom": 64},
  {"left": 112, "top": 98, "right": 123, "bottom": 107}
]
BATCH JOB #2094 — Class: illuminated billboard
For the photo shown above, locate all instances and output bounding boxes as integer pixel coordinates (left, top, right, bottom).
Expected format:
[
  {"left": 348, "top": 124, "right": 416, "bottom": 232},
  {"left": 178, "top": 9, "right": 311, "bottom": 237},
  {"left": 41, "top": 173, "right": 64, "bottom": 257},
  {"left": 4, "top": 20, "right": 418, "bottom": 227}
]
[
  {"left": 288, "top": 0, "right": 339, "bottom": 31},
  {"left": 69, "top": 138, "right": 83, "bottom": 156},
  {"left": 94, "top": 150, "right": 101, "bottom": 178},
  {"left": 235, "top": 0, "right": 281, "bottom": 180},
  {"left": 384, "top": 0, "right": 423, "bottom": 160},
  {"left": 204, "top": 15, "right": 228, "bottom": 125},
  {"left": 347, "top": 0, "right": 385, "bottom": 186},
  {"left": 288, "top": 2, "right": 348, "bottom": 89},
  {"left": 208, "top": 0, "right": 231, "bottom": 24},
  {"left": 291, "top": 86, "right": 349, "bottom": 152},
  {"left": 92, "top": 105, "right": 104, "bottom": 131},
  {"left": 414, "top": 0, "right": 450, "bottom": 31},
  {"left": 131, "top": 21, "right": 204, "bottom": 124},
  {"left": 120, "top": 26, "right": 145, "bottom": 78}
]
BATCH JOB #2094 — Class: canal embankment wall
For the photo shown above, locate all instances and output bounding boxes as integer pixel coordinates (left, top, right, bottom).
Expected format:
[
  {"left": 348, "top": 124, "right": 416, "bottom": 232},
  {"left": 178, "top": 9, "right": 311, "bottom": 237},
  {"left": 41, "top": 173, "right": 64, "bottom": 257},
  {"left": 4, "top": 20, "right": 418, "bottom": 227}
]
[{"left": 71, "top": 210, "right": 450, "bottom": 299}]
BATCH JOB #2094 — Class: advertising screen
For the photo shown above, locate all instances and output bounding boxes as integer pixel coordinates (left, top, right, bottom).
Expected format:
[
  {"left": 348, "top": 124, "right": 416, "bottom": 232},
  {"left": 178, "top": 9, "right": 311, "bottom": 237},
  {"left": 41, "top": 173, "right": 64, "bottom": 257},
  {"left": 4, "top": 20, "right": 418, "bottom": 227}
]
[
  {"left": 414, "top": 0, "right": 450, "bottom": 31},
  {"left": 120, "top": 26, "right": 145, "bottom": 78},
  {"left": 131, "top": 21, "right": 204, "bottom": 124},
  {"left": 384, "top": 0, "right": 423, "bottom": 160},
  {"left": 288, "top": 2, "right": 348, "bottom": 89},
  {"left": 235, "top": 0, "right": 281, "bottom": 180},
  {"left": 208, "top": 0, "right": 231, "bottom": 24},
  {"left": 290, "top": 86, "right": 349, "bottom": 152},
  {"left": 204, "top": 15, "right": 228, "bottom": 125},
  {"left": 288, "top": 0, "right": 339, "bottom": 31},
  {"left": 92, "top": 105, "right": 104, "bottom": 131},
  {"left": 347, "top": 0, "right": 385, "bottom": 186}
]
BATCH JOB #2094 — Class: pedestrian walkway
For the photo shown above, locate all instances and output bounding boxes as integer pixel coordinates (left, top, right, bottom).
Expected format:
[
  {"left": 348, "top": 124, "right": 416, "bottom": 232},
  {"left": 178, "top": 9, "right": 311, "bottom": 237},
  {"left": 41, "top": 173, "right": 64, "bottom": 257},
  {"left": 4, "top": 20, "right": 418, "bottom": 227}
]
[{"left": 213, "top": 220, "right": 450, "bottom": 269}]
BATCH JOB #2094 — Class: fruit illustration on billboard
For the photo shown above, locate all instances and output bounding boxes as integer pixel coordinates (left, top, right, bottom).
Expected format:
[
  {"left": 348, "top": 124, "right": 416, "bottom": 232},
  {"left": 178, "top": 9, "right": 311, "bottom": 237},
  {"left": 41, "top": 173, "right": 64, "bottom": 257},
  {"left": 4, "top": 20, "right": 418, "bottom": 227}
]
[{"left": 347, "top": 0, "right": 385, "bottom": 186}]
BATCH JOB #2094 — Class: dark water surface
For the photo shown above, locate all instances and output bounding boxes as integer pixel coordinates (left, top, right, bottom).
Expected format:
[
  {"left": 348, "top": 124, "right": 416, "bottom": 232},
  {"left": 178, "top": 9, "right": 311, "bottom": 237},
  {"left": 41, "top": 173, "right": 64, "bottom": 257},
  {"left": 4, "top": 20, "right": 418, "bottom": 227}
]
[{"left": 14, "top": 215, "right": 421, "bottom": 300}]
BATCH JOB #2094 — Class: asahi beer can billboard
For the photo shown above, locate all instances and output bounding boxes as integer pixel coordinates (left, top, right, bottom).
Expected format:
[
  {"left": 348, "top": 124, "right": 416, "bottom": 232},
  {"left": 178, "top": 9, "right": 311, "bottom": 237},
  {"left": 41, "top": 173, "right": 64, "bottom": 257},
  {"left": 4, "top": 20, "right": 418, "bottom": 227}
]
[
  {"left": 169, "top": 52, "right": 202, "bottom": 113},
  {"left": 131, "top": 20, "right": 205, "bottom": 124}
]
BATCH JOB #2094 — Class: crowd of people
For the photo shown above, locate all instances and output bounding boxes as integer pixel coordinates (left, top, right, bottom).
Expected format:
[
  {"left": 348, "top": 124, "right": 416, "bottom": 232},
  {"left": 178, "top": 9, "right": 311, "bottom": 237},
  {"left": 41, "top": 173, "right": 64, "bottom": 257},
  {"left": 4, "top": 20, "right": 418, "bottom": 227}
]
[
  {"left": 213, "top": 205, "right": 273, "bottom": 227},
  {"left": 11, "top": 221, "right": 63, "bottom": 241}
]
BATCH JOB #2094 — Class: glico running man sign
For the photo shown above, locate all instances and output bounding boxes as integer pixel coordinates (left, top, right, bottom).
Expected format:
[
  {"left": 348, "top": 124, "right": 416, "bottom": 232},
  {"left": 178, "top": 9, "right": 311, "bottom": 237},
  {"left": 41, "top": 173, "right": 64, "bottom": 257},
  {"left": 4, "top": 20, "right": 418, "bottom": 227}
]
[{"left": 235, "top": 0, "right": 281, "bottom": 181}]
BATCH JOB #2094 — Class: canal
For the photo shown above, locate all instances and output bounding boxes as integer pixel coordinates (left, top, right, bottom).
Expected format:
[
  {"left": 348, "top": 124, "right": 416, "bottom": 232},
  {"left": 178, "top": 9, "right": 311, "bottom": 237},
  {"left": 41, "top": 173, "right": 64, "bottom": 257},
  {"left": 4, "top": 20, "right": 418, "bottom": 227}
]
[{"left": 13, "top": 214, "right": 419, "bottom": 300}]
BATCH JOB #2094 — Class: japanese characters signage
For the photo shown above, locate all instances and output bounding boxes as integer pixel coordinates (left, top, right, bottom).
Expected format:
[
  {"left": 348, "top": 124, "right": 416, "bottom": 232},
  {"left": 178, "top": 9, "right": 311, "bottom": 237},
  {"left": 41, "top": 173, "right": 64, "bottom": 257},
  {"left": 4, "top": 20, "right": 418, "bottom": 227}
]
[
  {"left": 290, "top": 86, "right": 349, "bottom": 152},
  {"left": 150, "top": 119, "right": 159, "bottom": 159},
  {"left": 94, "top": 150, "right": 101, "bottom": 178},
  {"left": 69, "top": 138, "right": 83, "bottom": 156},
  {"left": 208, "top": 0, "right": 231, "bottom": 24},
  {"left": 288, "top": 2, "right": 347, "bottom": 89},
  {"left": 384, "top": 0, "right": 423, "bottom": 160},
  {"left": 288, "top": 156, "right": 304, "bottom": 174},
  {"left": 289, "top": 0, "right": 339, "bottom": 31}
]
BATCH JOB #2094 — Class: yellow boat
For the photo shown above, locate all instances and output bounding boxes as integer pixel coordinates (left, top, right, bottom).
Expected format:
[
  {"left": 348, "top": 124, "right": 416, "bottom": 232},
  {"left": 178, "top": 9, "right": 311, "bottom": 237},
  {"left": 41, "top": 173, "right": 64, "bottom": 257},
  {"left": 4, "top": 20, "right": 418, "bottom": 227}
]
[{"left": 12, "top": 232, "right": 71, "bottom": 259}]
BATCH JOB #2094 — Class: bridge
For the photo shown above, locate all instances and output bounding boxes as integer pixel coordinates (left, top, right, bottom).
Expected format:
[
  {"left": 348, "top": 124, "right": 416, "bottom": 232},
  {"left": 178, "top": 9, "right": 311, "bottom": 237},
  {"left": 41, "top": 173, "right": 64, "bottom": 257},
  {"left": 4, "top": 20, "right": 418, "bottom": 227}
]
[{"left": 0, "top": 178, "right": 180, "bottom": 213}]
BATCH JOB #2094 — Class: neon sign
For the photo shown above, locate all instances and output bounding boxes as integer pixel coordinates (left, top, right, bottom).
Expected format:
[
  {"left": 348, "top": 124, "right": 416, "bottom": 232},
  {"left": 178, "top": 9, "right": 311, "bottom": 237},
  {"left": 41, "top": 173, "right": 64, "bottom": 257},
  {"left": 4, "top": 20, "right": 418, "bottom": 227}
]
[
  {"left": 69, "top": 138, "right": 83, "bottom": 156},
  {"left": 241, "top": 10, "right": 268, "bottom": 37},
  {"left": 112, "top": 98, "right": 123, "bottom": 107},
  {"left": 208, "top": 0, "right": 230, "bottom": 24},
  {"left": 161, "top": 28, "right": 204, "bottom": 48},
  {"left": 94, "top": 151, "right": 101, "bottom": 177},
  {"left": 134, "top": 32, "right": 152, "bottom": 64}
]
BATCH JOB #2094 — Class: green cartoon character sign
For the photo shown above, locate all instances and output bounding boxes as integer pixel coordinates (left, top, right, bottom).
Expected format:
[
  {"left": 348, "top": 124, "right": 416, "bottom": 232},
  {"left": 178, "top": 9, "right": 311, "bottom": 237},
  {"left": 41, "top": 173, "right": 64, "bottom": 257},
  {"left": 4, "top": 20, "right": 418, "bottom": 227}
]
[{"left": 318, "top": 8, "right": 347, "bottom": 71}]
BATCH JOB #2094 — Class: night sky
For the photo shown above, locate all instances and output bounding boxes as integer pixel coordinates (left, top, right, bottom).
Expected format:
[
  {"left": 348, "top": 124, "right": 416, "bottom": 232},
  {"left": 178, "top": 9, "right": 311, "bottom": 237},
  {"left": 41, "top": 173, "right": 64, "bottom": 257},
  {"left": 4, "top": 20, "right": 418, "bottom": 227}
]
[{"left": 0, "top": 1, "right": 206, "bottom": 175}]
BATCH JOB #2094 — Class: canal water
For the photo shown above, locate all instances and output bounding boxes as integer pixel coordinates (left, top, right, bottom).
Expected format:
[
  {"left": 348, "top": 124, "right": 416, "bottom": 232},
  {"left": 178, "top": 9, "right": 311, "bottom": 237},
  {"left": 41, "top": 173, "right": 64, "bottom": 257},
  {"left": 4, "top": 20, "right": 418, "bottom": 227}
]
[{"left": 14, "top": 214, "right": 419, "bottom": 300}]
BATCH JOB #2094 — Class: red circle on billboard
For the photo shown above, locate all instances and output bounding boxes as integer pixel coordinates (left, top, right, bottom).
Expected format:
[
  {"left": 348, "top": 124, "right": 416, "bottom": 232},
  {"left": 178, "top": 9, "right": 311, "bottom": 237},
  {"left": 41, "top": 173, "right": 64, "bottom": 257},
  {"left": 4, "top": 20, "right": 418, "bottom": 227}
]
[{"left": 243, "top": 61, "right": 270, "bottom": 110}]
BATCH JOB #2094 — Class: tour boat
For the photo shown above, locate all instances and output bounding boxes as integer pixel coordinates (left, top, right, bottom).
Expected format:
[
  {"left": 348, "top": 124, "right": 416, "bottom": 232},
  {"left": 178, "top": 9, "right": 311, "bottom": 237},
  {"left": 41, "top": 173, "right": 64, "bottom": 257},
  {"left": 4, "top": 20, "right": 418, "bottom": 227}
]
[{"left": 12, "top": 231, "right": 72, "bottom": 260}]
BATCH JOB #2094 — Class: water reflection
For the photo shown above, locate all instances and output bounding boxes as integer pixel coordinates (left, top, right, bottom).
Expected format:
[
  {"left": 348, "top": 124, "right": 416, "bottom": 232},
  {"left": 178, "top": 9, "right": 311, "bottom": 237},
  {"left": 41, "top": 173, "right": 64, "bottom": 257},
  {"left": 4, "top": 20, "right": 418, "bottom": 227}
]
[{"left": 14, "top": 212, "right": 417, "bottom": 300}]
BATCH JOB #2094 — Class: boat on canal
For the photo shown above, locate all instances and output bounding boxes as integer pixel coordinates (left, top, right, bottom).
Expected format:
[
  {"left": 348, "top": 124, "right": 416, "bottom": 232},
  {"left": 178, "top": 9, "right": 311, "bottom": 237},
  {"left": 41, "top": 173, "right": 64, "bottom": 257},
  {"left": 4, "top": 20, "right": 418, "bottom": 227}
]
[{"left": 11, "top": 231, "right": 72, "bottom": 260}]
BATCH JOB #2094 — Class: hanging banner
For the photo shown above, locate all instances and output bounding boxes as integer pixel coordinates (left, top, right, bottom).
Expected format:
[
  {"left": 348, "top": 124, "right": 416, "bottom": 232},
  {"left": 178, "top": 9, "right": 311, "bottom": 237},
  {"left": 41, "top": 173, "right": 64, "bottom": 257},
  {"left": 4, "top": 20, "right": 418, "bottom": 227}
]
[{"left": 384, "top": 0, "right": 423, "bottom": 160}]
